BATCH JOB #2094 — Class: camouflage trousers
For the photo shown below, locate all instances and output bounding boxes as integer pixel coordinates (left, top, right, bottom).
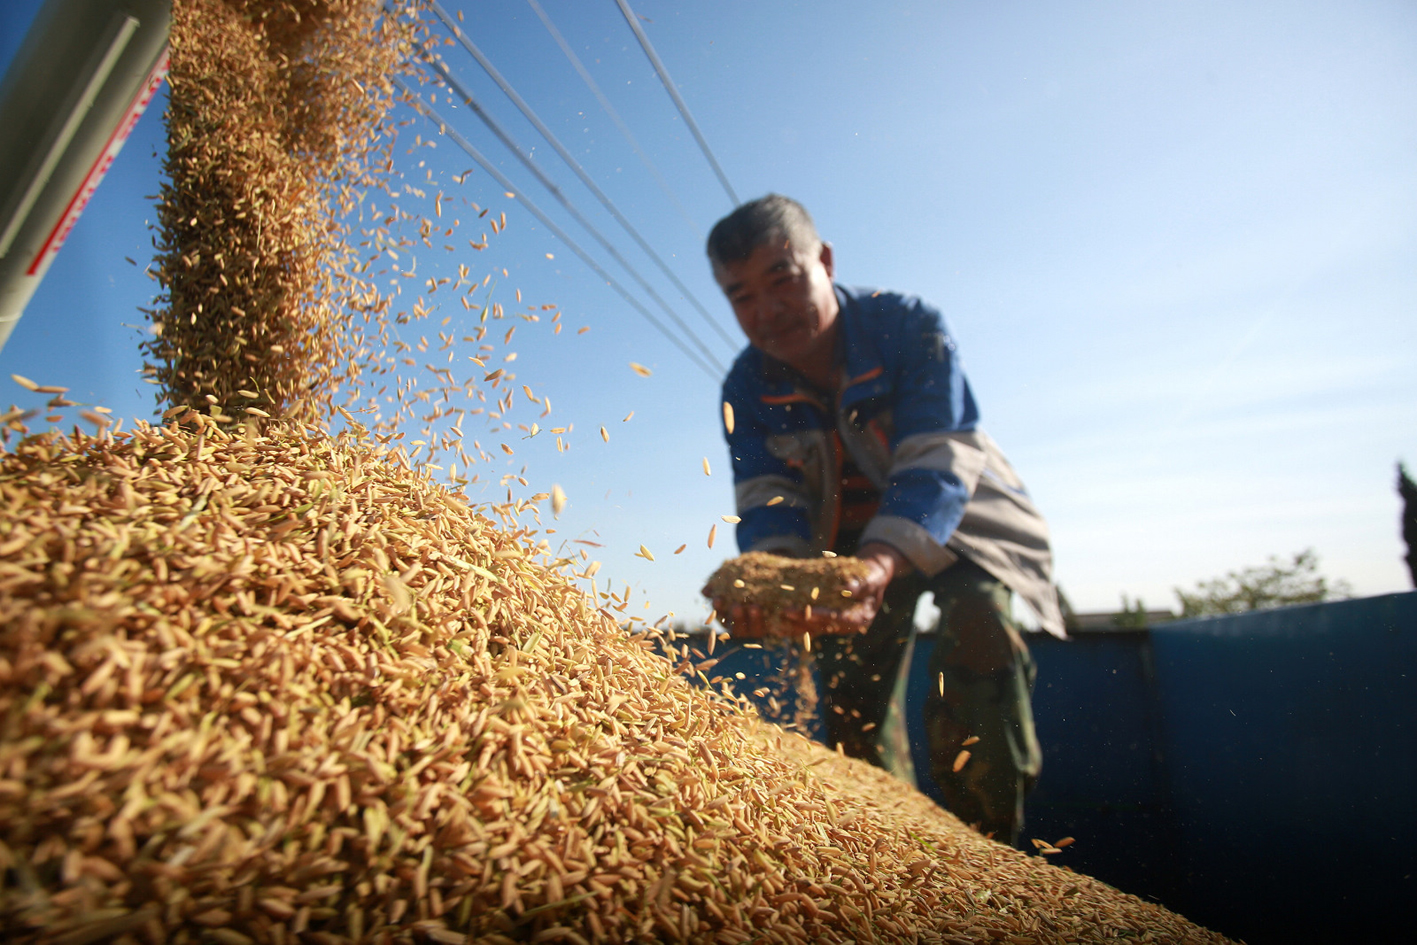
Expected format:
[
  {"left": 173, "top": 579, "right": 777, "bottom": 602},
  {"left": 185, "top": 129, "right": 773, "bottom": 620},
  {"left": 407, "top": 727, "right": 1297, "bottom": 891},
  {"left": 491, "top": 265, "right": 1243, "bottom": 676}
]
[{"left": 814, "top": 558, "right": 1042, "bottom": 845}]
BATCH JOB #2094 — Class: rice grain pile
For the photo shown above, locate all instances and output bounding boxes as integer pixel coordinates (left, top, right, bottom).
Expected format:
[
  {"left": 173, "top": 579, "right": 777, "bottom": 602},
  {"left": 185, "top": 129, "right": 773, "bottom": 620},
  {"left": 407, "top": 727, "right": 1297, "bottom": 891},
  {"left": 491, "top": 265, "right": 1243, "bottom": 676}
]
[
  {"left": 703, "top": 552, "right": 876, "bottom": 639},
  {"left": 0, "top": 419, "right": 1233, "bottom": 944}
]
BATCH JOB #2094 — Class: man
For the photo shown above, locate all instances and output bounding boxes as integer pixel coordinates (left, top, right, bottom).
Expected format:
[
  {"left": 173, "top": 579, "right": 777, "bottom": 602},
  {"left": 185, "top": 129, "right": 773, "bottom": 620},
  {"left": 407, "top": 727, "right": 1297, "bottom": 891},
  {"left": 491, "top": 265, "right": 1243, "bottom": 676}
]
[{"left": 704, "top": 194, "right": 1064, "bottom": 844}]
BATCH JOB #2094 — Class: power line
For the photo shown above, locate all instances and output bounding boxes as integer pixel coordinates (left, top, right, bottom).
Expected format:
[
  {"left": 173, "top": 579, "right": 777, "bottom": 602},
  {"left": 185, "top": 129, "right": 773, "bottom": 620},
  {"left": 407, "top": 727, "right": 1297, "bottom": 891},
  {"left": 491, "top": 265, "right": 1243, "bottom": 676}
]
[
  {"left": 612, "top": 0, "right": 739, "bottom": 208},
  {"left": 421, "top": 53, "right": 725, "bottom": 374},
  {"left": 427, "top": 0, "right": 739, "bottom": 353},
  {"left": 525, "top": 0, "right": 700, "bottom": 240},
  {"left": 391, "top": 74, "right": 721, "bottom": 382}
]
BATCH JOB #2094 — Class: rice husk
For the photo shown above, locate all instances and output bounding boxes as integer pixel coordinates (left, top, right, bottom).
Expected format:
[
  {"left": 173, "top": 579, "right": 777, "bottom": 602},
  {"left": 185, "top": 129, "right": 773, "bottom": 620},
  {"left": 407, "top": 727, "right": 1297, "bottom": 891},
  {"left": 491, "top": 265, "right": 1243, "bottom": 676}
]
[{"left": 0, "top": 422, "right": 1232, "bottom": 943}]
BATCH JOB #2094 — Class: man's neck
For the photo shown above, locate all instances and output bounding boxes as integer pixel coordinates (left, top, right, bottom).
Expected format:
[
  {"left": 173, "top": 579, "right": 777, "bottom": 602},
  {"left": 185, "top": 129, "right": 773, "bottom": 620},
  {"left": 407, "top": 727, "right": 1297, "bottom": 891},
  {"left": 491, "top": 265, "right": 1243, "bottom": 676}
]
[{"left": 786, "top": 322, "right": 842, "bottom": 393}]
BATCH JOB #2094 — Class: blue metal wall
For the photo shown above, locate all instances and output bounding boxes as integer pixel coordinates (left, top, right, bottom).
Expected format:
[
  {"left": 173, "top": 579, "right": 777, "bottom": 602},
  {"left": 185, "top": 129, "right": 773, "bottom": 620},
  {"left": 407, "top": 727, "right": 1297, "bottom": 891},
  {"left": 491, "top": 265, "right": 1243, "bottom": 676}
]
[{"left": 702, "top": 590, "right": 1417, "bottom": 944}]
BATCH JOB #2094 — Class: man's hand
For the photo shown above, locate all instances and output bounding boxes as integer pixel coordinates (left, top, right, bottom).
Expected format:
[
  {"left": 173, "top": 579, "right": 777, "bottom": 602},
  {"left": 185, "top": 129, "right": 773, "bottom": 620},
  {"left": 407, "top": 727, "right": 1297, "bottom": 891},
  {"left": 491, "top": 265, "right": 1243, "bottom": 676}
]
[
  {"left": 707, "top": 597, "right": 769, "bottom": 638},
  {"left": 823, "top": 541, "right": 909, "bottom": 631}
]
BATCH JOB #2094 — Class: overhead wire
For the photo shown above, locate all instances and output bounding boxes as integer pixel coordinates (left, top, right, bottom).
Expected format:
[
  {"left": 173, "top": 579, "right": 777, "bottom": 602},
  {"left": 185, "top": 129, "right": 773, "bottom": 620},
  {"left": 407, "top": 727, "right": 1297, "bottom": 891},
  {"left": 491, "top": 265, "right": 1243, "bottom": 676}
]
[
  {"left": 390, "top": 74, "right": 721, "bottom": 382},
  {"left": 612, "top": 0, "right": 739, "bottom": 208},
  {"left": 420, "top": 53, "right": 725, "bottom": 373},
  {"left": 426, "top": 0, "right": 739, "bottom": 353},
  {"left": 525, "top": 0, "right": 700, "bottom": 241}
]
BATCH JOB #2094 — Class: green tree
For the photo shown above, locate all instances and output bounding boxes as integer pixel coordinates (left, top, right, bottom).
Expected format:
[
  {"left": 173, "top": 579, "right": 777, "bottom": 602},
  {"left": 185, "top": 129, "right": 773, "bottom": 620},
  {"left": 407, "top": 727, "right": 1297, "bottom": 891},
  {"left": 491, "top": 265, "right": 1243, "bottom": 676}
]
[
  {"left": 1174, "top": 549, "right": 1352, "bottom": 618},
  {"left": 1112, "top": 594, "right": 1150, "bottom": 629}
]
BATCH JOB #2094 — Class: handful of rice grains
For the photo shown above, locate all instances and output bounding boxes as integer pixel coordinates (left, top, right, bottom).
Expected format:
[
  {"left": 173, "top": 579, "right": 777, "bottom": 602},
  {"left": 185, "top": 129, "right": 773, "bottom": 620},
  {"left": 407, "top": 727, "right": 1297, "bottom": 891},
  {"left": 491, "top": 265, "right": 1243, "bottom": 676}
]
[
  {"left": 0, "top": 422, "right": 1233, "bottom": 943},
  {"left": 702, "top": 552, "right": 877, "bottom": 639}
]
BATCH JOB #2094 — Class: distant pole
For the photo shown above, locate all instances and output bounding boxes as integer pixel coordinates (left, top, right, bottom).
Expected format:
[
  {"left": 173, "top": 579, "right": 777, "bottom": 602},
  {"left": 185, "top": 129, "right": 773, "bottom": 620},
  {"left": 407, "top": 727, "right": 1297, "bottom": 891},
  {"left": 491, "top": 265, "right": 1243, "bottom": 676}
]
[
  {"left": 1400, "top": 463, "right": 1417, "bottom": 588},
  {"left": 0, "top": 0, "right": 170, "bottom": 354}
]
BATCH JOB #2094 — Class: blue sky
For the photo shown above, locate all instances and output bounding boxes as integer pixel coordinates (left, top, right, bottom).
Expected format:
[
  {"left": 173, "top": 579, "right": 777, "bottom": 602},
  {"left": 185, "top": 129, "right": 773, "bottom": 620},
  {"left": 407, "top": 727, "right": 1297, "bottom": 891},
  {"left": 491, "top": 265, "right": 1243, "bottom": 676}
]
[{"left": 2, "top": 0, "right": 1414, "bottom": 624}]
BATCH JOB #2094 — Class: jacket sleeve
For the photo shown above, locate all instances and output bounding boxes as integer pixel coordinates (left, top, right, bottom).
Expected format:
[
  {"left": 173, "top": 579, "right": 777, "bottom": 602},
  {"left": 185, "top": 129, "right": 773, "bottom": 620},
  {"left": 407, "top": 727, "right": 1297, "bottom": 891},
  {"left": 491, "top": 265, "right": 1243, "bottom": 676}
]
[
  {"left": 722, "top": 372, "right": 813, "bottom": 557},
  {"left": 859, "top": 298, "right": 985, "bottom": 576}
]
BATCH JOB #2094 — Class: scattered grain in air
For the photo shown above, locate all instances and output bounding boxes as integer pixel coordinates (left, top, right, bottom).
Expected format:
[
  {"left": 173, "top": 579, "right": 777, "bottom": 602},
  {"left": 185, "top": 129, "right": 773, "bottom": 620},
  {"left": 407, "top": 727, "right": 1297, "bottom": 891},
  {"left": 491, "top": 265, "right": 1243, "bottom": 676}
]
[
  {"left": 10, "top": 374, "right": 40, "bottom": 391},
  {"left": 822, "top": 550, "right": 838, "bottom": 557},
  {"left": 622, "top": 411, "right": 633, "bottom": 422},
  {"left": 962, "top": 735, "right": 980, "bottom": 746},
  {"left": 707, "top": 524, "right": 717, "bottom": 548},
  {"left": 811, "top": 586, "right": 820, "bottom": 600},
  {"left": 952, "top": 750, "right": 972, "bottom": 773},
  {"left": 721, "top": 514, "right": 741, "bottom": 524},
  {"left": 733, "top": 579, "right": 746, "bottom": 588},
  {"left": 545, "top": 253, "right": 554, "bottom": 259},
  {"left": 1055, "top": 836, "right": 1076, "bottom": 848},
  {"left": 551, "top": 484, "right": 567, "bottom": 516},
  {"left": 779, "top": 584, "right": 795, "bottom": 592},
  {"left": 599, "top": 426, "right": 608, "bottom": 442},
  {"left": 577, "top": 326, "right": 590, "bottom": 334},
  {"left": 766, "top": 495, "right": 784, "bottom": 506},
  {"left": 673, "top": 544, "right": 686, "bottom": 554},
  {"left": 939, "top": 672, "right": 946, "bottom": 696},
  {"left": 702, "top": 457, "right": 711, "bottom": 476},
  {"left": 722, "top": 400, "right": 735, "bottom": 434},
  {"left": 638, "top": 545, "right": 655, "bottom": 561},
  {"left": 630, "top": 362, "right": 652, "bottom": 377}
]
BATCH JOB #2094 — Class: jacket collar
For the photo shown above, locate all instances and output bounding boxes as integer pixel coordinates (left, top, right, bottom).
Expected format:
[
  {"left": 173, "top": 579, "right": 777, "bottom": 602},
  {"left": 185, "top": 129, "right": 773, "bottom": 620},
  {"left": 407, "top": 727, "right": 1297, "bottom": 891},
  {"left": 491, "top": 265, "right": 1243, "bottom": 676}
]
[{"left": 836, "top": 286, "right": 891, "bottom": 408}]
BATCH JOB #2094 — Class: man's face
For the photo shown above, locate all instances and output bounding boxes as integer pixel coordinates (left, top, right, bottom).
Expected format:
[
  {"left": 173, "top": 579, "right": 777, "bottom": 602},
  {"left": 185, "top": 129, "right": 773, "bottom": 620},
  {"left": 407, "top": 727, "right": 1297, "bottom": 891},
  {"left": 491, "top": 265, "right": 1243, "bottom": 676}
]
[{"left": 712, "top": 236, "right": 839, "bottom": 371}]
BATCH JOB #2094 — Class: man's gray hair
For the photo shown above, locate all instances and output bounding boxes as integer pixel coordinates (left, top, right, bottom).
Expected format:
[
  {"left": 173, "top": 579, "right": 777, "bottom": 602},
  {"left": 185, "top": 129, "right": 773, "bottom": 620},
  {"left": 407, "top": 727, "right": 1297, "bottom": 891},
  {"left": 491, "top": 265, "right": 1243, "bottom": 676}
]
[{"left": 706, "top": 194, "right": 821, "bottom": 266}]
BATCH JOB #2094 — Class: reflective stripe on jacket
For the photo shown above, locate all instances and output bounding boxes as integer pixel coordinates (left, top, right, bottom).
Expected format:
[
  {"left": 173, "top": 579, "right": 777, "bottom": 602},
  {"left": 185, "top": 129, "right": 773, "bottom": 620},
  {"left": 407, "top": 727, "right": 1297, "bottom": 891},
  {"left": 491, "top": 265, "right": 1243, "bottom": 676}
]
[{"left": 721, "top": 284, "right": 1065, "bottom": 637}]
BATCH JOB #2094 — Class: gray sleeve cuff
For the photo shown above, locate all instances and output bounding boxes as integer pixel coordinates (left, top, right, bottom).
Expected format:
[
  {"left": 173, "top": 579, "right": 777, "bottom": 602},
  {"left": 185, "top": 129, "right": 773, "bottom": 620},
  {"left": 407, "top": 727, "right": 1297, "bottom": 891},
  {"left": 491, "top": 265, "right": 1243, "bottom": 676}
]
[{"left": 860, "top": 515, "right": 959, "bottom": 577}]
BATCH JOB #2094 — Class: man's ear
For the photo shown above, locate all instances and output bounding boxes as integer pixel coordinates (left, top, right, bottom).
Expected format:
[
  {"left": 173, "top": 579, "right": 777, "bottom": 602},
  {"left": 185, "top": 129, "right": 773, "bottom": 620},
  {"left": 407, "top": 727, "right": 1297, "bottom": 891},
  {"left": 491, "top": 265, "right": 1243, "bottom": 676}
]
[{"left": 819, "top": 242, "right": 835, "bottom": 279}]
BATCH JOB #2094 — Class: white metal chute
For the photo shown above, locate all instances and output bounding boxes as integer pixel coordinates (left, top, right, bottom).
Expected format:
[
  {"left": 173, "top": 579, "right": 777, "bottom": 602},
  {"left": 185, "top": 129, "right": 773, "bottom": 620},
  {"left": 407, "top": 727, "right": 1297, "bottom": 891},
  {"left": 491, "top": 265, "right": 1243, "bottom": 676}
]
[{"left": 0, "top": 0, "right": 170, "bottom": 353}]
